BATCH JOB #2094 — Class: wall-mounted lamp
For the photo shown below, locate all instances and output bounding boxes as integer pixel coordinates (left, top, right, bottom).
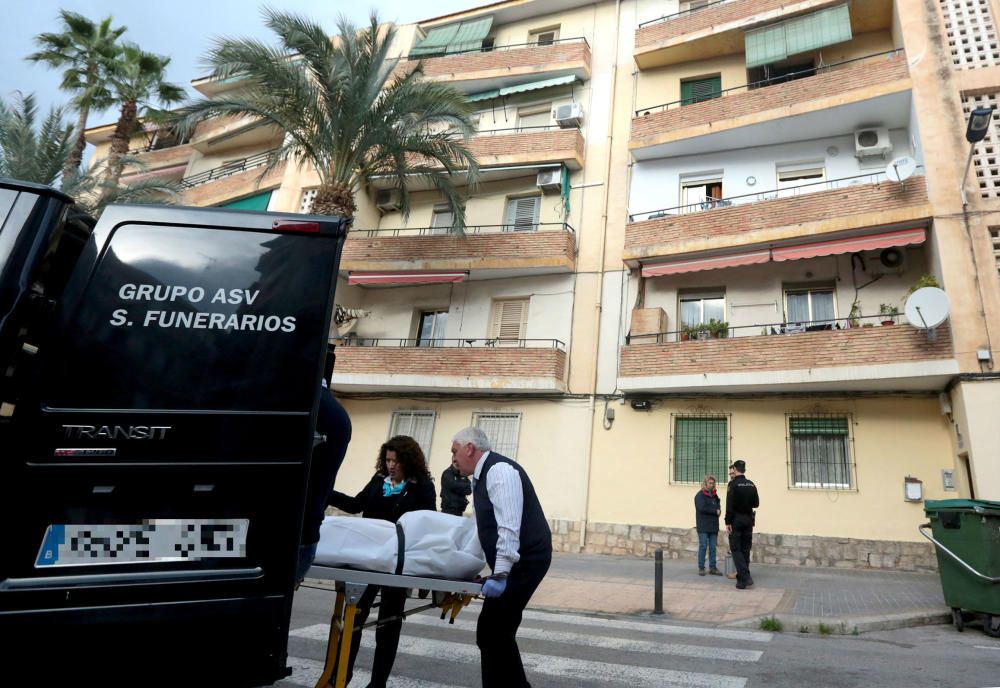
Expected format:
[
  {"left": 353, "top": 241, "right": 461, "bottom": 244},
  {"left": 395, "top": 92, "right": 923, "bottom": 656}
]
[{"left": 904, "top": 476, "right": 923, "bottom": 502}]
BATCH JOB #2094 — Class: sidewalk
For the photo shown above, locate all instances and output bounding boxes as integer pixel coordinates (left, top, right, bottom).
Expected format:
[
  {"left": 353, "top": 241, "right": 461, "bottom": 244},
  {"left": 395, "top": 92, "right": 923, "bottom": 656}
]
[{"left": 530, "top": 552, "right": 949, "bottom": 634}]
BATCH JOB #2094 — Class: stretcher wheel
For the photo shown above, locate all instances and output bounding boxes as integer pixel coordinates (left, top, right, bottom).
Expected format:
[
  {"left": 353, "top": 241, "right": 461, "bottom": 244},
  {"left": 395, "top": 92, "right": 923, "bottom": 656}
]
[
  {"left": 985, "top": 614, "right": 1000, "bottom": 638},
  {"left": 952, "top": 608, "right": 964, "bottom": 632}
]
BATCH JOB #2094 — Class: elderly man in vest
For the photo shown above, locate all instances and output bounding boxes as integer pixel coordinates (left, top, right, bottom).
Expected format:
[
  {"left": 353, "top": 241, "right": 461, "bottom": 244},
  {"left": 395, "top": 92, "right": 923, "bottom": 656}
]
[{"left": 450, "top": 426, "right": 552, "bottom": 688}]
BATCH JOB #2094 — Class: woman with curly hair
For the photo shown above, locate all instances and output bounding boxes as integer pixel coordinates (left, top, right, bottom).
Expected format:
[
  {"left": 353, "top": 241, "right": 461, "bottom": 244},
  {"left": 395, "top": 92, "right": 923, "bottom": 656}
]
[{"left": 328, "top": 435, "right": 436, "bottom": 688}]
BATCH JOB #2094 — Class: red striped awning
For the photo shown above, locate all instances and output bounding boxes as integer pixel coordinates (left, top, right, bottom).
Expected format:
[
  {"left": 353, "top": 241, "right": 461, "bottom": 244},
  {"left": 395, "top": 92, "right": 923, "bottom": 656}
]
[
  {"left": 641, "top": 250, "right": 771, "bottom": 277},
  {"left": 347, "top": 271, "right": 468, "bottom": 286},
  {"left": 771, "top": 227, "right": 926, "bottom": 262}
]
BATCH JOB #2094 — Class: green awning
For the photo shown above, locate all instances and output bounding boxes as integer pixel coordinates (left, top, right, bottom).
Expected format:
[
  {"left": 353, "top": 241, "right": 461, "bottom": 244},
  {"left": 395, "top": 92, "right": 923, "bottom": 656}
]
[
  {"left": 467, "top": 75, "right": 577, "bottom": 103},
  {"left": 745, "top": 4, "right": 852, "bottom": 68},
  {"left": 411, "top": 24, "right": 461, "bottom": 56},
  {"left": 218, "top": 190, "right": 272, "bottom": 211},
  {"left": 467, "top": 89, "right": 502, "bottom": 103},
  {"left": 412, "top": 16, "right": 493, "bottom": 56},
  {"left": 789, "top": 417, "right": 849, "bottom": 435}
]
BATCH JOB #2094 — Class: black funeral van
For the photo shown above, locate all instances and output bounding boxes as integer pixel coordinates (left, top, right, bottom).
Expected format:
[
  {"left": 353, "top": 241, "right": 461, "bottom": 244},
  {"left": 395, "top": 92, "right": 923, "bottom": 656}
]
[{"left": 0, "top": 178, "right": 347, "bottom": 686}]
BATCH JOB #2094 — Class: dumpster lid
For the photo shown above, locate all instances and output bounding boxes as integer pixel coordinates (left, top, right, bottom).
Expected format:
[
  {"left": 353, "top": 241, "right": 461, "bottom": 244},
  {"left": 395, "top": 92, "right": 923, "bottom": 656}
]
[{"left": 925, "top": 499, "right": 1000, "bottom": 515}]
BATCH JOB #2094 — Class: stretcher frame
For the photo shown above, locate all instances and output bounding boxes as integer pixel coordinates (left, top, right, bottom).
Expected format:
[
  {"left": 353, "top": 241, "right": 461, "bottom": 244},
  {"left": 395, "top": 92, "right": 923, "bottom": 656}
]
[{"left": 305, "top": 565, "right": 482, "bottom": 688}]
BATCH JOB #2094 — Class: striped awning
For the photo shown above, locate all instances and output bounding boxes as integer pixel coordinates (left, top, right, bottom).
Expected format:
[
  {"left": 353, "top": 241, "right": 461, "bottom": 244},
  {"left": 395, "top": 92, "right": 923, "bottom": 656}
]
[
  {"left": 347, "top": 271, "right": 468, "bottom": 286},
  {"left": 771, "top": 227, "right": 926, "bottom": 262},
  {"left": 641, "top": 250, "right": 771, "bottom": 276},
  {"left": 467, "top": 75, "right": 577, "bottom": 102}
]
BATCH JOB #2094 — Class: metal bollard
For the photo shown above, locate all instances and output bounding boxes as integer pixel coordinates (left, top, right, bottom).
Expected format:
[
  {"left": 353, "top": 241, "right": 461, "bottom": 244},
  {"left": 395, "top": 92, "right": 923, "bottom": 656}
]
[{"left": 653, "top": 548, "right": 664, "bottom": 614}]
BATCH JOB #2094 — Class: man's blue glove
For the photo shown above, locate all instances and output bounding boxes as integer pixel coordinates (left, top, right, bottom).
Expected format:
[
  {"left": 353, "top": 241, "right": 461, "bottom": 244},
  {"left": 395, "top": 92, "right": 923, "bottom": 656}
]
[{"left": 481, "top": 576, "right": 507, "bottom": 598}]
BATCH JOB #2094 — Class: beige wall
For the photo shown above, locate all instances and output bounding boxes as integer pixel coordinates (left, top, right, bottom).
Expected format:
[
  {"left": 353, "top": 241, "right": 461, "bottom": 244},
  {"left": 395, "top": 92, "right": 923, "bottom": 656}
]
[{"left": 951, "top": 380, "right": 1000, "bottom": 500}]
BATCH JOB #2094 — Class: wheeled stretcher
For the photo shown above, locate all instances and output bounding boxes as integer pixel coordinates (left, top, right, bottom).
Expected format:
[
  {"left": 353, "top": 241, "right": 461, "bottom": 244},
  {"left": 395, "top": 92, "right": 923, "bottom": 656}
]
[{"left": 305, "top": 565, "right": 482, "bottom": 688}]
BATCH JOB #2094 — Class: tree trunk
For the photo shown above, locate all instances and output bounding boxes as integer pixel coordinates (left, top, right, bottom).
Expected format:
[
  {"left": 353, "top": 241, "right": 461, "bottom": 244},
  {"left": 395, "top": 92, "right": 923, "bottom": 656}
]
[
  {"left": 63, "top": 104, "right": 90, "bottom": 182},
  {"left": 311, "top": 182, "right": 357, "bottom": 220},
  {"left": 102, "top": 99, "right": 138, "bottom": 200}
]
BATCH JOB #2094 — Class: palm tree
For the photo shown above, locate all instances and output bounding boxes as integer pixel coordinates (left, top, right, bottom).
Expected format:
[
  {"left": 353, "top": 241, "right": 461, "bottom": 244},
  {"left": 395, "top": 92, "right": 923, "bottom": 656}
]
[
  {"left": 102, "top": 44, "right": 185, "bottom": 196},
  {"left": 0, "top": 92, "right": 74, "bottom": 185},
  {"left": 175, "top": 9, "right": 479, "bottom": 229},
  {"left": 61, "top": 154, "right": 181, "bottom": 217},
  {"left": 26, "top": 11, "right": 126, "bottom": 182}
]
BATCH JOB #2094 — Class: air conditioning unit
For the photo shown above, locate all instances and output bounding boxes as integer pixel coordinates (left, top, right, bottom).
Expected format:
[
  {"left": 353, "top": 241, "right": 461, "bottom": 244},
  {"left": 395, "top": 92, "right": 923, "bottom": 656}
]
[
  {"left": 552, "top": 102, "right": 583, "bottom": 128},
  {"left": 536, "top": 169, "right": 562, "bottom": 190},
  {"left": 878, "top": 247, "right": 907, "bottom": 271},
  {"left": 375, "top": 189, "right": 401, "bottom": 212},
  {"left": 854, "top": 127, "right": 892, "bottom": 159}
]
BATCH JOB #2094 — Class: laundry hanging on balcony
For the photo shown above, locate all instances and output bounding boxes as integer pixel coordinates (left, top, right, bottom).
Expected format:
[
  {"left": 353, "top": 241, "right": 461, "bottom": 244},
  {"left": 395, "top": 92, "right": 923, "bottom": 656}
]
[
  {"left": 411, "top": 16, "right": 494, "bottom": 56},
  {"left": 745, "top": 4, "right": 852, "bottom": 68}
]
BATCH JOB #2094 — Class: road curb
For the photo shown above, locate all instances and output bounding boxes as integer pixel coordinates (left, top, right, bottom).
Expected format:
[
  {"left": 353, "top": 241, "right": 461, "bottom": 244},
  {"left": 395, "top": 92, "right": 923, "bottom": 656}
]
[{"left": 723, "top": 609, "right": 951, "bottom": 634}]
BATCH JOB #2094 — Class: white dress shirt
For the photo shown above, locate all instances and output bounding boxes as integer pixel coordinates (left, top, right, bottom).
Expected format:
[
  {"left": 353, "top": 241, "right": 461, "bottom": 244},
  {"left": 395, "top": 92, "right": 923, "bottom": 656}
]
[{"left": 473, "top": 451, "right": 524, "bottom": 576}]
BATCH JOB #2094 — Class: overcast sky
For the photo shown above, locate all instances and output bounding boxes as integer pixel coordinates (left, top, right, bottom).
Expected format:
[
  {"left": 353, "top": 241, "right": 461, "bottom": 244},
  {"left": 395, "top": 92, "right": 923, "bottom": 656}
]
[{"left": 3, "top": 0, "right": 484, "bottom": 128}]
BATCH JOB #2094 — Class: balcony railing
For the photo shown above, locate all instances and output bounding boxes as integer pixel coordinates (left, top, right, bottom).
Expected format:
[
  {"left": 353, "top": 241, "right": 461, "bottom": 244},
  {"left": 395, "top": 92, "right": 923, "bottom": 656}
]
[
  {"left": 626, "top": 313, "right": 904, "bottom": 345},
  {"left": 635, "top": 50, "right": 903, "bottom": 117},
  {"left": 334, "top": 337, "right": 566, "bottom": 351},
  {"left": 179, "top": 148, "right": 282, "bottom": 189},
  {"left": 352, "top": 222, "right": 575, "bottom": 238},
  {"left": 638, "top": 0, "right": 729, "bottom": 28},
  {"left": 474, "top": 124, "right": 571, "bottom": 136},
  {"left": 406, "top": 36, "right": 589, "bottom": 61},
  {"left": 629, "top": 168, "right": 922, "bottom": 223}
]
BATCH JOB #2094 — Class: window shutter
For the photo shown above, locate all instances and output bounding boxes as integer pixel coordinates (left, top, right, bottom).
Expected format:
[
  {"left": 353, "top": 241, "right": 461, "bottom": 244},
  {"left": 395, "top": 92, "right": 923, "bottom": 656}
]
[
  {"left": 680, "top": 76, "right": 721, "bottom": 105},
  {"left": 746, "top": 4, "right": 852, "bottom": 68},
  {"left": 430, "top": 205, "right": 454, "bottom": 234},
  {"left": 490, "top": 299, "right": 529, "bottom": 341},
  {"left": 390, "top": 410, "right": 436, "bottom": 457},
  {"left": 505, "top": 196, "right": 540, "bottom": 231},
  {"left": 789, "top": 417, "right": 849, "bottom": 435}
]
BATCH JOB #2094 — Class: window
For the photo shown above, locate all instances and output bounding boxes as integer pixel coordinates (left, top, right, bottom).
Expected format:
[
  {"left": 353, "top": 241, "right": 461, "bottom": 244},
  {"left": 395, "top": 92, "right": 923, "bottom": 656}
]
[
  {"left": 775, "top": 162, "right": 825, "bottom": 197},
  {"left": 417, "top": 310, "right": 448, "bottom": 347},
  {"left": 788, "top": 416, "right": 854, "bottom": 489},
  {"left": 481, "top": 36, "right": 496, "bottom": 51},
  {"left": 489, "top": 298, "right": 529, "bottom": 343},
  {"left": 474, "top": 412, "right": 521, "bottom": 459},
  {"left": 517, "top": 105, "right": 551, "bottom": 130},
  {"left": 785, "top": 286, "right": 835, "bottom": 326},
  {"left": 672, "top": 415, "right": 729, "bottom": 484},
  {"left": 504, "top": 196, "right": 540, "bottom": 231},
  {"left": 679, "top": 292, "right": 725, "bottom": 329},
  {"left": 990, "top": 227, "right": 1000, "bottom": 275},
  {"left": 680, "top": 174, "right": 724, "bottom": 211},
  {"left": 681, "top": 0, "right": 712, "bottom": 12},
  {"left": 429, "top": 204, "right": 454, "bottom": 235},
  {"left": 529, "top": 27, "right": 560, "bottom": 46},
  {"left": 680, "top": 76, "right": 721, "bottom": 106},
  {"left": 299, "top": 188, "right": 318, "bottom": 214},
  {"left": 389, "top": 410, "right": 435, "bottom": 457}
]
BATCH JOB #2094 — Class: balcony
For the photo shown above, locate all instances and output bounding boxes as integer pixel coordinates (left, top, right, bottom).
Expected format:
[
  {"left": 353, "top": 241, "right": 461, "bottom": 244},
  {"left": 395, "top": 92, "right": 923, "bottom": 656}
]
[
  {"left": 180, "top": 150, "right": 285, "bottom": 207},
  {"left": 330, "top": 338, "right": 567, "bottom": 393},
  {"left": 190, "top": 115, "right": 283, "bottom": 153},
  {"left": 125, "top": 142, "right": 194, "bottom": 171},
  {"left": 631, "top": 50, "right": 910, "bottom": 158},
  {"left": 625, "top": 172, "right": 931, "bottom": 265},
  {"left": 620, "top": 314, "right": 958, "bottom": 393},
  {"left": 468, "top": 126, "right": 584, "bottom": 170},
  {"left": 409, "top": 38, "right": 592, "bottom": 93},
  {"left": 342, "top": 223, "right": 576, "bottom": 277},
  {"left": 634, "top": 0, "right": 894, "bottom": 69}
]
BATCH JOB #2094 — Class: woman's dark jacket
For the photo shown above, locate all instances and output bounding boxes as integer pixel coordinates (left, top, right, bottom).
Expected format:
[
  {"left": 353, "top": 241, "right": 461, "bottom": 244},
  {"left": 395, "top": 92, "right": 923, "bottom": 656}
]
[
  {"left": 694, "top": 489, "right": 721, "bottom": 534},
  {"left": 329, "top": 474, "right": 437, "bottom": 523}
]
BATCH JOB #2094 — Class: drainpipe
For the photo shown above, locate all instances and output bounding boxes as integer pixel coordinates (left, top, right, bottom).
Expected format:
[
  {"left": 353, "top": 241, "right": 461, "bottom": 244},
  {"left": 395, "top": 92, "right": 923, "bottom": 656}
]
[{"left": 579, "top": 0, "right": 623, "bottom": 551}]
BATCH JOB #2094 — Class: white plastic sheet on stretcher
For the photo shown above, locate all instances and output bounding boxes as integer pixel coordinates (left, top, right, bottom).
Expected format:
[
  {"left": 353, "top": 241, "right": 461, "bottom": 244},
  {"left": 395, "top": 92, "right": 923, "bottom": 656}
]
[{"left": 314, "top": 510, "right": 486, "bottom": 580}]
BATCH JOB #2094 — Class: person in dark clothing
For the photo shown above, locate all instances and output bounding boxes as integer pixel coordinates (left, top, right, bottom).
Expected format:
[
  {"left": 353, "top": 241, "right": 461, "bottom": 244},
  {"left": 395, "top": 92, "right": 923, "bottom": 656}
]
[
  {"left": 296, "top": 383, "right": 352, "bottom": 585},
  {"left": 440, "top": 464, "right": 472, "bottom": 516},
  {"left": 328, "top": 435, "right": 436, "bottom": 688},
  {"left": 725, "top": 459, "right": 760, "bottom": 590},
  {"left": 694, "top": 475, "right": 723, "bottom": 576},
  {"left": 450, "top": 426, "right": 551, "bottom": 688}
]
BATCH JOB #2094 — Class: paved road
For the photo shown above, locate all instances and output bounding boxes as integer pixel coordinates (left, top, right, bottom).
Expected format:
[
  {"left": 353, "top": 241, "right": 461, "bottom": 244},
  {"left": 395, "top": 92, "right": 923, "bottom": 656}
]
[{"left": 279, "top": 586, "right": 1000, "bottom": 688}]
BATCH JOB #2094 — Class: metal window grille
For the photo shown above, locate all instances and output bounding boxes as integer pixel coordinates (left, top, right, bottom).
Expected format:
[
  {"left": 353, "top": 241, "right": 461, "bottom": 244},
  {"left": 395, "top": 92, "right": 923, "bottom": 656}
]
[
  {"left": 389, "top": 410, "right": 435, "bottom": 458},
  {"left": 962, "top": 92, "right": 1000, "bottom": 198},
  {"left": 940, "top": 0, "right": 1000, "bottom": 69},
  {"left": 670, "top": 414, "right": 730, "bottom": 484},
  {"left": 300, "top": 188, "right": 318, "bottom": 214},
  {"left": 473, "top": 412, "right": 521, "bottom": 460},
  {"left": 786, "top": 414, "right": 856, "bottom": 490}
]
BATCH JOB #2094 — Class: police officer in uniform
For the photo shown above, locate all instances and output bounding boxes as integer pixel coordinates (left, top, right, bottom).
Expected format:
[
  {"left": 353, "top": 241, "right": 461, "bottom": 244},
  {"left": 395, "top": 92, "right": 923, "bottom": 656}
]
[{"left": 725, "top": 459, "right": 759, "bottom": 590}]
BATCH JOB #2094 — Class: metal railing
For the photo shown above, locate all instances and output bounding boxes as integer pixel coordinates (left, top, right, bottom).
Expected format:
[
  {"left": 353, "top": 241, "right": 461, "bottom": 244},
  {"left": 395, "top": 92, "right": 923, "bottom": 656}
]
[
  {"left": 638, "top": 0, "right": 729, "bottom": 28},
  {"left": 635, "top": 49, "right": 904, "bottom": 117},
  {"left": 406, "top": 36, "right": 589, "bottom": 61},
  {"left": 179, "top": 148, "right": 282, "bottom": 190},
  {"left": 626, "top": 313, "right": 905, "bottom": 345},
  {"left": 628, "top": 167, "right": 923, "bottom": 223},
  {"left": 351, "top": 222, "right": 575, "bottom": 238},
  {"left": 473, "top": 124, "right": 576, "bottom": 136},
  {"left": 334, "top": 337, "right": 566, "bottom": 351}
]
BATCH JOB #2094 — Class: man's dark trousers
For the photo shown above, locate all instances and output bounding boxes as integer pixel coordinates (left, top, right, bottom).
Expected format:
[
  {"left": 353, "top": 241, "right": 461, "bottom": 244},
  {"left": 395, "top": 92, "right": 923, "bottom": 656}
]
[
  {"left": 729, "top": 513, "right": 753, "bottom": 584},
  {"left": 476, "top": 557, "right": 550, "bottom": 688}
]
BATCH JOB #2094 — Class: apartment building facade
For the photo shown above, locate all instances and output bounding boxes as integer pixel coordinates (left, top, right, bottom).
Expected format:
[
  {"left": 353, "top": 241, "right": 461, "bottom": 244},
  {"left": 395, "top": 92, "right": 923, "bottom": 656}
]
[{"left": 86, "top": 0, "right": 1000, "bottom": 571}]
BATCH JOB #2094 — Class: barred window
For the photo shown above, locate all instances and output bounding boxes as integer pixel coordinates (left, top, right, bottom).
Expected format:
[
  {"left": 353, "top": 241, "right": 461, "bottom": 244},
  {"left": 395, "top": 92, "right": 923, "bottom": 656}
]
[
  {"left": 474, "top": 412, "right": 521, "bottom": 460},
  {"left": 389, "top": 410, "right": 435, "bottom": 458},
  {"left": 788, "top": 415, "right": 855, "bottom": 489},
  {"left": 671, "top": 415, "right": 729, "bottom": 483}
]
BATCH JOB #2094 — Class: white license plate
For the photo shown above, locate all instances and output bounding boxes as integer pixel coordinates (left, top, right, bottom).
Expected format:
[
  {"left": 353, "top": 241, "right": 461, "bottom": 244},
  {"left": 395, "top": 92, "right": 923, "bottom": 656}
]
[{"left": 34, "top": 519, "right": 249, "bottom": 568}]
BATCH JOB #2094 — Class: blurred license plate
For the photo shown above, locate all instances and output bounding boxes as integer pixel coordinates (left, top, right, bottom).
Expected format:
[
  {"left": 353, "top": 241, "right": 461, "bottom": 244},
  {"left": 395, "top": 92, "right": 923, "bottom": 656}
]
[{"left": 35, "top": 519, "right": 249, "bottom": 567}]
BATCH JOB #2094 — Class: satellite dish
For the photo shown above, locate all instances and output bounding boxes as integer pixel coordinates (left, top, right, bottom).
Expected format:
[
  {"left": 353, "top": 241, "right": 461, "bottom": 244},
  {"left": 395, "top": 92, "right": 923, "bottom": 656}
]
[
  {"left": 886, "top": 156, "right": 917, "bottom": 183},
  {"left": 904, "top": 287, "right": 949, "bottom": 340}
]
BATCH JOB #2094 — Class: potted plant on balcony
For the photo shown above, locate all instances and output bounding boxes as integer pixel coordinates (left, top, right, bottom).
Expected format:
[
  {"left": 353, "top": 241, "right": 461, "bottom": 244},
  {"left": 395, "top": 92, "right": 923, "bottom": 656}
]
[
  {"left": 707, "top": 318, "right": 730, "bottom": 339},
  {"left": 907, "top": 274, "right": 942, "bottom": 296},
  {"left": 847, "top": 299, "right": 861, "bottom": 328},
  {"left": 879, "top": 303, "right": 897, "bottom": 326}
]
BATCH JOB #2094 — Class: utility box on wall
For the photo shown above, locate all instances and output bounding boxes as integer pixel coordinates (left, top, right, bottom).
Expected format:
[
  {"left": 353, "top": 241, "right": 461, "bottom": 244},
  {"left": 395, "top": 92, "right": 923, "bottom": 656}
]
[{"left": 630, "top": 308, "right": 667, "bottom": 344}]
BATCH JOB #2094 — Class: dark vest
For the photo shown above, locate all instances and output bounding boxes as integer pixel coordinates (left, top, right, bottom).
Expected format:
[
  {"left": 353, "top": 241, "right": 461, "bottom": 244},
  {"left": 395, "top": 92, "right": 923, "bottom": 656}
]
[{"left": 473, "top": 453, "right": 552, "bottom": 570}]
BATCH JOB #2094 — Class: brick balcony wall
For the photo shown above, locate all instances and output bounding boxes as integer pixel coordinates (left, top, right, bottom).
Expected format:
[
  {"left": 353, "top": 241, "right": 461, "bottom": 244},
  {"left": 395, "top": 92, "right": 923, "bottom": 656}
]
[
  {"left": 625, "top": 176, "right": 928, "bottom": 256},
  {"left": 134, "top": 143, "right": 194, "bottom": 171},
  {"left": 181, "top": 161, "right": 285, "bottom": 207},
  {"left": 418, "top": 41, "right": 591, "bottom": 80},
  {"left": 620, "top": 324, "right": 953, "bottom": 377},
  {"left": 632, "top": 53, "right": 909, "bottom": 141},
  {"left": 342, "top": 230, "right": 575, "bottom": 268},
  {"left": 635, "top": 0, "right": 833, "bottom": 49},
  {"left": 410, "top": 128, "right": 584, "bottom": 169},
  {"left": 335, "top": 346, "right": 567, "bottom": 381}
]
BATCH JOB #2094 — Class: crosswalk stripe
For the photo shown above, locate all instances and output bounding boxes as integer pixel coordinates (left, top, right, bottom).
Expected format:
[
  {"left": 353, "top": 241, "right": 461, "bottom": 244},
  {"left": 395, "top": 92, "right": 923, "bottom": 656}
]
[
  {"left": 280, "top": 655, "right": 465, "bottom": 688},
  {"left": 519, "top": 607, "right": 773, "bottom": 643},
  {"left": 289, "top": 625, "right": 747, "bottom": 688},
  {"left": 403, "top": 614, "right": 763, "bottom": 661}
]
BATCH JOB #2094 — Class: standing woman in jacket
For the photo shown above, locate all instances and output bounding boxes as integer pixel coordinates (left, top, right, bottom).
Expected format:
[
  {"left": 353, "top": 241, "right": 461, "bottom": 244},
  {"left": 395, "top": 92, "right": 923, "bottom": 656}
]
[
  {"left": 328, "top": 435, "right": 437, "bottom": 688},
  {"left": 695, "top": 475, "right": 723, "bottom": 576}
]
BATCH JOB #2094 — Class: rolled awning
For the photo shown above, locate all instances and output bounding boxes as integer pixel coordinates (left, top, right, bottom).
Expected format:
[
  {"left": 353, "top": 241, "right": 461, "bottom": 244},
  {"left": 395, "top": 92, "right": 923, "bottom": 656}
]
[
  {"left": 347, "top": 271, "right": 468, "bottom": 286},
  {"left": 468, "top": 75, "right": 577, "bottom": 103},
  {"left": 771, "top": 227, "right": 926, "bottom": 262},
  {"left": 641, "top": 250, "right": 771, "bottom": 277}
]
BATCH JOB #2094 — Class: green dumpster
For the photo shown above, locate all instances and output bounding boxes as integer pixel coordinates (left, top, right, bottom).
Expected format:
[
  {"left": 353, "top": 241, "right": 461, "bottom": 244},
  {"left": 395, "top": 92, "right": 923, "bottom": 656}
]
[{"left": 921, "top": 499, "right": 1000, "bottom": 636}]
